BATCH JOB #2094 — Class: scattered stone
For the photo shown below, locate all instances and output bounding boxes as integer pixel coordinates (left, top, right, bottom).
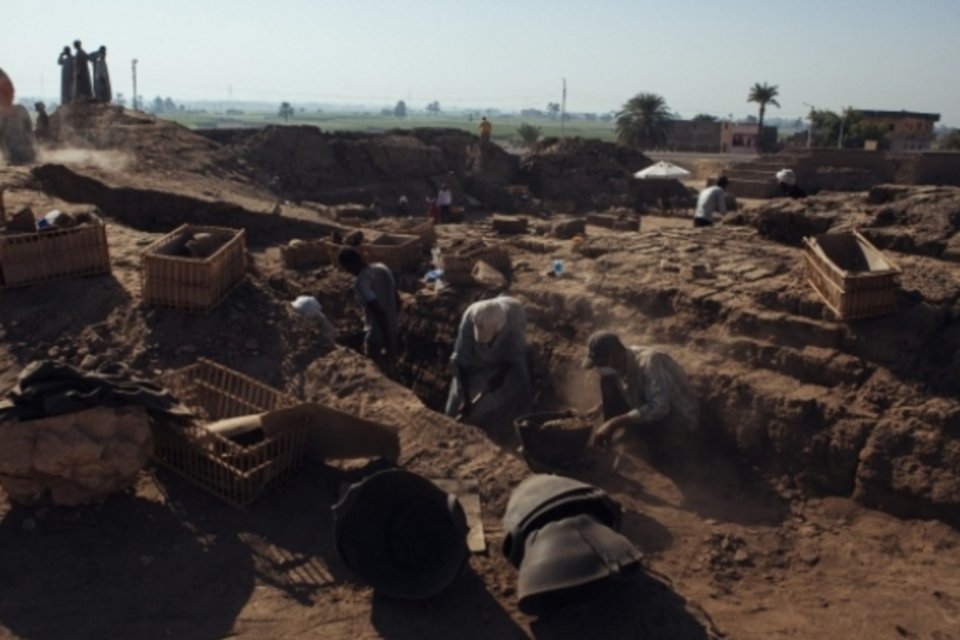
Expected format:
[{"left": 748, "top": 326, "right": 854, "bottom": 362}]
[
  {"left": 47, "top": 346, "right": 60, "bottom": 358},
  {"left": 734, "top": 549, "right": 751, "bottom": 565},
  {"left": 80, "top": 354, "right": 100, "bottom": 370}
]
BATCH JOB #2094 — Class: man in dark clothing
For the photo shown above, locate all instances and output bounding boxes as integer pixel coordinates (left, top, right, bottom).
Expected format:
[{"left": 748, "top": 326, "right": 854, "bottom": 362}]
[
  {"left": 89, "top": 46, "right": 112, "bottom": 103},
  {"left": 338, "top": 247, "right": 399, "bottom": 373},
  {"left": 34, "top": 103, "right": 51, "bottom": 142},
  {"left": 58, "top": 47, "right": 75, "bottom": 104},
  {"left": 73, "top": 41, "right": 93, "bottom": 100}
]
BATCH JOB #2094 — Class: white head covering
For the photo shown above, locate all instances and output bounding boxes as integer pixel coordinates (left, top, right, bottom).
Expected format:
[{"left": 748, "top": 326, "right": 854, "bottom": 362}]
[
  {"left": 291, "top": 295, "right": 322, "bottom": 318},
  {"left": 472, "top": 298, "right": 508, "bottom": 344}
]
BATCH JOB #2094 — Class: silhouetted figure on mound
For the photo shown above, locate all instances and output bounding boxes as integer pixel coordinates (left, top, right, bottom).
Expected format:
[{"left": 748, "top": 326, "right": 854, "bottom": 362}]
[
  {"left": 89, "top": 45, "right": 112, "bottom": 103},
  {"left": 73, "top": 40, "right": 93, "bottom": 100},
  {"left": 58, "top": 46, "right": 75, "bottom": 104},
  {"left": 34, "top": 102, "right": 51, "bottom": 142}
]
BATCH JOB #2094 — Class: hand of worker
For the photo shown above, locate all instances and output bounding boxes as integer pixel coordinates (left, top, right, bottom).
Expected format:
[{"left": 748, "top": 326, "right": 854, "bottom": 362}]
[{"left": 593, "top": 414, "right": 632, "bottom": 448}]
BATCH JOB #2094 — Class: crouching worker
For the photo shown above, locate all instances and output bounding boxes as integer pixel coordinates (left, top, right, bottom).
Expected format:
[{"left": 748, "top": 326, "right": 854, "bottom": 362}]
[
  {"left": 338, "top": 247, "right": 399, "bottom": 374},
  {"left": 445, "top": 296, "right": 532, "bottom": 438},
  {"left": 583, "top": 331, "right": 698, "bottom": 457}
]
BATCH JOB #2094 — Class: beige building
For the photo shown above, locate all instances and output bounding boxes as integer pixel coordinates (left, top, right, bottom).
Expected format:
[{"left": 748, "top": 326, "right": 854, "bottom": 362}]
[
  {"left": 857, "top": 110, "right": 940, "bottom": 151},
  {"left": 719, "top": 122, "right": 778, "bottom": 154}
]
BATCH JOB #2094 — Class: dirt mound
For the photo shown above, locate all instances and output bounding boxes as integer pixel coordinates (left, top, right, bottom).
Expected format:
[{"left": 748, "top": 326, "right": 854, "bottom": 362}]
[
  {"left": 48, "top": 102, "right": 228, "bottom": 176},
  {"left": 518, "top": 137, "right": 657, "bottom": 211},
  {"left": 228, "top": 126, "right": 520, "bottom": 212},
  {"left": 728, "top": 184, "right": 960, "bottom": 260}
]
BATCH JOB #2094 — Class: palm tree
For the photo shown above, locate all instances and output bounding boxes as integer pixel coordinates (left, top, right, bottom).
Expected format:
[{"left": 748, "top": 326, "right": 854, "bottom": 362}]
[
  {"left": 615, "top": 92, "right": 673, "bottom": 150},
  {"left": 747, "top": 82, "right": 780, "bottom": 151}
]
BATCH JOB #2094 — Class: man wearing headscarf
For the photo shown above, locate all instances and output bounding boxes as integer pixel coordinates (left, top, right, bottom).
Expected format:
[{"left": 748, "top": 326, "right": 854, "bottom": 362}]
[
  {"left": 582, "top": 331, "right": 698, "bottom": 453},
  {"left": 445, "top": 296, "right": 531, "bottom": 436},
  {"left": 57, "top": 46, "right": 75, "bottom": 104},
  {"left": 73, "top": 41, "right": 93, "bottom": 100},
  {"left": 89, "top": 46, "right": 112, "bottom": 103}
]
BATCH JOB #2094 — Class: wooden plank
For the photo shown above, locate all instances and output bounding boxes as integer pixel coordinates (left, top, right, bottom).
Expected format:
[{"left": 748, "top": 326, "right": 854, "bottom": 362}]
[{"left": 431, "top": 478, "right": 486, "bottom": 553}]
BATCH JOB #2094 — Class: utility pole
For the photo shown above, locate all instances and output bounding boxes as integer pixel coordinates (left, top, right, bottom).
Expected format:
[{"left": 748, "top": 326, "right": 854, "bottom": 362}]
[
  {"left": 560, "top": 77, "right": 567, "bottom": 138},
  {"left": 802, "top": 102, "right": 814, "bottom": 148},
  {"left": 838, "top": 107, "right": 846, "bottom": 149},
  {"left": 131, "top": 59, "right": 138, "bottom": 111}
]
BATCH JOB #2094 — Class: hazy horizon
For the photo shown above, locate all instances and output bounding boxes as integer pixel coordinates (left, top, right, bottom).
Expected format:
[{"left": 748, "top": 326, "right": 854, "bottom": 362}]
[{"left": 3, "top": 0, "right": 958, "bottom": 127}]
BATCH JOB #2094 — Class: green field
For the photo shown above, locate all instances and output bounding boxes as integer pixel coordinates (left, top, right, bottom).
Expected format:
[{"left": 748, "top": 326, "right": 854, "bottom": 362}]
[{"left": 159, "top": 110, "right": 618, "bottom": 142}]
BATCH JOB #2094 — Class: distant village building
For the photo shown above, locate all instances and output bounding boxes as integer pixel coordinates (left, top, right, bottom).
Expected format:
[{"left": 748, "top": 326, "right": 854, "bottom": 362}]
[
  {"left": 720, "top": 122, "right": 778, "bottom": 154},
  {"left": 856, "top": 110, "right": 940, "bottom": 151},
  {"left": 668, "top": 120, "right": 723, "bottom": 153},
  {"left": 665, "top": 120, "right": 778, "bottom": 154}
]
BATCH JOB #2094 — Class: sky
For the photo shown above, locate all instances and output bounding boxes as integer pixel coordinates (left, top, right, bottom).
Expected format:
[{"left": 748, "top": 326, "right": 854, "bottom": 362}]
[{"left": 2, "top": 0, "right": 958, "bottom": 126}]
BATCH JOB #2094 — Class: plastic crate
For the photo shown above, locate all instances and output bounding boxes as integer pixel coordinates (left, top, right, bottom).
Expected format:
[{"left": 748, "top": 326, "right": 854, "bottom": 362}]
[
  {"left": 141, "top": 224, "right": 246, "bottom": 312},
  {"left": 154, "top": 359, "right": 307, "bottom": 508},
  {"left": 803, "top": 230, "right": 900, "bottom": 320},
  {"left": 0, "top": 221, "right": 110, "bottom": 287}
]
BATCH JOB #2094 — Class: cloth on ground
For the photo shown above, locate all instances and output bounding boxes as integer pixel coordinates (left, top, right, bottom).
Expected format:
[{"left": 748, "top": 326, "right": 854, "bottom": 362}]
[{"left": 0, "top": 360, "right": 192, "bottom": 422}]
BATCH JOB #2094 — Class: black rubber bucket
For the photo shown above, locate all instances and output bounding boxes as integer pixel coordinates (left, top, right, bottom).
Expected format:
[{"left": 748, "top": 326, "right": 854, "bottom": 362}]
[{"left": 514, "top": 409, "right": 593, "bottom": 468}]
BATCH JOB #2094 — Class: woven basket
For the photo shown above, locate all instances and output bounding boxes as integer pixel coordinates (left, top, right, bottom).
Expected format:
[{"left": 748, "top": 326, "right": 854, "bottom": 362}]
[
  {"left": 803, "top": 230, "right": 900, "bottom": 320},
  {"left": 154, "top": 359, "right": 307, "bottom": 508},
  {"left": 141, "top": 224, "right": 246, "bottom": 312},
  {"left": 0, "top": 222, "right": 110, "bottom": 288}
]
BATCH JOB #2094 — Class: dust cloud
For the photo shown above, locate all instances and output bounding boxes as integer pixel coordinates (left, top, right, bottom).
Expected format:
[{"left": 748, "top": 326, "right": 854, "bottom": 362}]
[{"left": 38, "top": 148, "right": 133, "bottom": 172}]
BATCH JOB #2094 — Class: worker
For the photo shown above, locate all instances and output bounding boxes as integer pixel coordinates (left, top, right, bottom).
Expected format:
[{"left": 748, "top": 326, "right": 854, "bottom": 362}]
[
  {"left": 290, "top": 295, "right": 337, "bottom": 346},
  {"left": 445, "top": 296, "right": 531, "bottom": 437},
  {"left": 337, "top": 247, "right": 399, "bottom": 373},
  {"left": 582, "top": 331, "right": 699, "bottom": 454},
  {"left": 478, "top": 116, "right": 492, "bottom": 144},
  {"left": 693, "top": 176, "right": 728, "bottom": 228}
]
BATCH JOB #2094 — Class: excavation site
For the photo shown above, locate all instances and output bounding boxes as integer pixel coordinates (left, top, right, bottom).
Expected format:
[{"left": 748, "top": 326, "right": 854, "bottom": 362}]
[{"left": 0, "top": 102, "right": 958, "bottom": 640}]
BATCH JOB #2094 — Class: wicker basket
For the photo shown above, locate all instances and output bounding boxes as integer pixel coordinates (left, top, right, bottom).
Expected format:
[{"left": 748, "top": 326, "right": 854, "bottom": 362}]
[
  {"left": 280, "top": 239, "right": 333, "bottom": 269},
  {"left": 803, "top": 230, "right": 900, "bottom": 320},
  {"left": 141, "top": 224, "right": 246, "bottom": 312},
  {"left": 361, "top": 233, "right": 422, "bottom": 271},
  {"left": 154, "top": 359, "right": 307, "bottom": 508},
  {"left": 0, "top": 222, "right": 110, "bottom": 288}
]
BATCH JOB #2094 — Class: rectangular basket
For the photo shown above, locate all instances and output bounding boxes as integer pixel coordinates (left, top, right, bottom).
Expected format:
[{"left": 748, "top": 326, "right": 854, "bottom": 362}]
[
  {"left": 803, "top": 231, "right": 900, "bottom": 320},
  {"left": 154, "top": 359, "right": 307, "bottom": 508},
  {"left": 280, "top": 239, "right": 333, "bottom": 269},
  {"left": 141, "top": 224, "right": 246, "bottom": 312},
  {"left": 0, "top": 222, "right": 110, "bottom": 288},
  {"left": 362, "top": 233, "right": 422, "bottom": 271}
]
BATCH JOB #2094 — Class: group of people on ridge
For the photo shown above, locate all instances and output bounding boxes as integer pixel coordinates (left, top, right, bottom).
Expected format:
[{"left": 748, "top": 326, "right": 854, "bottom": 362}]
[{"left": 58, "top": 40, "right": 112, "bottom": 105}]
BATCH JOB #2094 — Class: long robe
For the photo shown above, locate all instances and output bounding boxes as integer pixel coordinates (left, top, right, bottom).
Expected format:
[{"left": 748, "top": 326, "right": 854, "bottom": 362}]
[
  {"left": 89, "top": 49, "right": 112, "bottom": 103},
  {"left": 445, "top": 297, "right": 532, "bottom": 435},
  {"left": 73, "top": 47, "right": 93, "bottom": 100},
  {"left": 57, "top": 51, "right": 75, "bottom": 104}
]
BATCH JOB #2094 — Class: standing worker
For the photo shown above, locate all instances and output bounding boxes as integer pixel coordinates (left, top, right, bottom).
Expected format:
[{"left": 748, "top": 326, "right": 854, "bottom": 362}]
[
  {"left": 436, "top": 184, "right": 453, "bottom": 224},
  {"left": 57, "top": 46, "right": 75, "bottom": 105},
  {"left": 445, "top": 296, "right": 532, "bottom": 438},
  {"left": 693, "top": 176, "right": 728, "bottom": 228},
  {"left": 89, "top": 46, "right": 112, "bottom": 103},
  {"left": 582, "top": 331, "right": 699, "bottom": 455},
  {"left": 337, "top": 247, "right": 399, "bottom": 374},
  {"left": 72, "top": 40, "right": 93, "bottom": 100},
  {"left": 478, "top": 116, "right": 492, "bottom": 144}
]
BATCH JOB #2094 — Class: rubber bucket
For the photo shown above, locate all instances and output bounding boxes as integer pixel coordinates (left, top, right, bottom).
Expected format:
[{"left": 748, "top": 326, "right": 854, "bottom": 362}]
[{"left": 514, "top": 409, "right": 592, "bottom": 468}]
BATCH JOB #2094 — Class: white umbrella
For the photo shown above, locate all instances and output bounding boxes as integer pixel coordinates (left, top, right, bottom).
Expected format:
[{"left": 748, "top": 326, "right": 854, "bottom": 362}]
[{"left": 633, "top": 161, "right": 691, "bottom": 179}]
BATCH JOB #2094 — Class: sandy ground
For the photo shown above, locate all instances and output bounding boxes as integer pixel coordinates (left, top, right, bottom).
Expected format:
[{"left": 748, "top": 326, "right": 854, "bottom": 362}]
[{"left": 1, "top": 112, "right": 959, "bottom": 638}]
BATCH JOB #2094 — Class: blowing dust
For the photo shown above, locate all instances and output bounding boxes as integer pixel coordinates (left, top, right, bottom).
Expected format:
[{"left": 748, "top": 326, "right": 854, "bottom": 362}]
[{"left": 38, "top": 147, "right": 132, "bottom": 173}]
